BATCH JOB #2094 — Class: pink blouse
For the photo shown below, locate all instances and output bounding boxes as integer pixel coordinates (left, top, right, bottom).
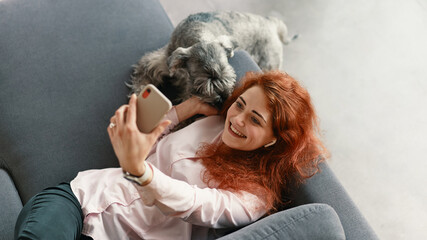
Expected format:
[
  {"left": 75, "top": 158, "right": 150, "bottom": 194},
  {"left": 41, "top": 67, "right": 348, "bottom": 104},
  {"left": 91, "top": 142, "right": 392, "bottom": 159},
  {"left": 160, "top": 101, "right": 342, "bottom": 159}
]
[{"left": 70, "top": 108, "right": 267, "bottom": 239}]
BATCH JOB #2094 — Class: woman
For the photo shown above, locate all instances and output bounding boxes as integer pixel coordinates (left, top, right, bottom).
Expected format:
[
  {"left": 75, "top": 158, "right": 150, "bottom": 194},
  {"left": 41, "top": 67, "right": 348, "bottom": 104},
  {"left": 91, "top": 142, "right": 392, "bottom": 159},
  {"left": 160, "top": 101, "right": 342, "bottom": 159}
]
[{"left": 15, "top": 71, "right": 327, "bottom": 239}]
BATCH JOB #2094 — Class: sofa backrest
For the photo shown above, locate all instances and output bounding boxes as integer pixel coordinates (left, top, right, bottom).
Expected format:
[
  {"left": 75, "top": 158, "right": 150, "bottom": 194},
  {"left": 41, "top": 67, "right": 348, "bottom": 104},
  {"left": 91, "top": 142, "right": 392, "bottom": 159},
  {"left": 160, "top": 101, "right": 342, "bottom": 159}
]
[{"left": 0, "top": 0, "right": 173, "bottom": 238}]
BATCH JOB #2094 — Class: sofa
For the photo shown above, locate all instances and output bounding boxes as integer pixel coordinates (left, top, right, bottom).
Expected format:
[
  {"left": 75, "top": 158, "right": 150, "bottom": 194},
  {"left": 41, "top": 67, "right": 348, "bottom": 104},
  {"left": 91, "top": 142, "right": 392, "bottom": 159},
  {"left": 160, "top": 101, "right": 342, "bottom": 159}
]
[{"left": 0, "top": 0, "right": 379, "bottom": 239}]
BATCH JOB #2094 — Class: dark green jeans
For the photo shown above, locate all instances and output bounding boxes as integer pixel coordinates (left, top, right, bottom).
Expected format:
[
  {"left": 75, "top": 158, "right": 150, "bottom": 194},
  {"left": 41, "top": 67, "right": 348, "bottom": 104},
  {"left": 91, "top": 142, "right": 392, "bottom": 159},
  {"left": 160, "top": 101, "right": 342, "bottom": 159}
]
[{"left": 14, "top": 183, "right": 92, "bottom": 240}]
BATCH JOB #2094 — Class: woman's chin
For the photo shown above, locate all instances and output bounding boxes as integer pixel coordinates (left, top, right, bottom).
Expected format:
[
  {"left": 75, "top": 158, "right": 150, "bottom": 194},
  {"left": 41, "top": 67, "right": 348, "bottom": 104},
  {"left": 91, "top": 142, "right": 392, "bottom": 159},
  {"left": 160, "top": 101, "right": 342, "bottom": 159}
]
[
  {"left": 221, "top": 133, "right": 234, "bottom": 149},
  {"left": 221, "top": 132, "right": 245, "bottom": 151}
]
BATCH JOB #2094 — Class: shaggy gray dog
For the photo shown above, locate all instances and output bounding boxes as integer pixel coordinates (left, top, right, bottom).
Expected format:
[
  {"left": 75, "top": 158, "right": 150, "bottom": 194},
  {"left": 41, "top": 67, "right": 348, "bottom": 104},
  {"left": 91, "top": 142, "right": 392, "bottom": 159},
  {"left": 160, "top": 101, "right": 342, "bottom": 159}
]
[{"left": 130, "top": 11, "right": 294, "bottom": 108}]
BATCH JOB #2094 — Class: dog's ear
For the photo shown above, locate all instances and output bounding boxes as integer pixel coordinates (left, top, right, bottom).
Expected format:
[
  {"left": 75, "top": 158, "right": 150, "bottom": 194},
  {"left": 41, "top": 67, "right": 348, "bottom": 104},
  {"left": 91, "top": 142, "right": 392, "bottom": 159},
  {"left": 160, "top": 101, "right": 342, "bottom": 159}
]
[
  {"left": 216, "top": 35, "right": 238, "bottom": 58},
  {"left": 168, "top": 46, "right": 192, "bottom": 75}
]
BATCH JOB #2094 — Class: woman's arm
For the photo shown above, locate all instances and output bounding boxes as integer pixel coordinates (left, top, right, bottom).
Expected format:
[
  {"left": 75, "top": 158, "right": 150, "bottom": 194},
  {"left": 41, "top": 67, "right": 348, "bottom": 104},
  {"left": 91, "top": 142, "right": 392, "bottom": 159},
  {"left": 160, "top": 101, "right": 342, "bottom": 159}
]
[
  {"left": 107, "top": 95, "right": 218, "bottom": 178},
  {"left": 175, "top": 97, "right": 218, "bottom": 122},
  {"left": 135, "top": 164, "right": 268, "bottom": 228}
]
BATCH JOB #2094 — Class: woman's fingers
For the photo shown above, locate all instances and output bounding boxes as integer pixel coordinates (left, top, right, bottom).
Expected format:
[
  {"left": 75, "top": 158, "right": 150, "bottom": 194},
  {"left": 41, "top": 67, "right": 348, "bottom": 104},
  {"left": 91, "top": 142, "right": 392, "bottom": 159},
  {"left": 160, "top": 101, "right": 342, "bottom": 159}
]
[
  {"left": 115, "top": 106, "right": 126, "bottom": 125},
  {"left": 110, "top": 115, "right": 117, "bottom": 123},
  {"left": 149, "top": 120, "right": 171, "bottom": 142},
  {"left": 107, "top": 123, "right": 114, "bottom": 139},
  {"left": 126, "top": 94, "right": 138, "bottom": 127},
  {"left": 112, "top": 94, "right": 138, "bottom": 131},
  {"left": 108, "top": 115, "right": 117, "bottom": 137}
]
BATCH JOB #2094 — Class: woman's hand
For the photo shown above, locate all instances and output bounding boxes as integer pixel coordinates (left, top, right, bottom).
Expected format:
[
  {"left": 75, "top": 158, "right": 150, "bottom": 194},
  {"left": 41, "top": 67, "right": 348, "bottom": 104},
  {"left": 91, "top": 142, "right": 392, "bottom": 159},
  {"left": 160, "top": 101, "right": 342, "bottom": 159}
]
[
  {"left": 175, "top": 97, "right": 218, "bottom": 122},
  {"left": 107, "top": 94, "right": 170, "bottom": 176}
]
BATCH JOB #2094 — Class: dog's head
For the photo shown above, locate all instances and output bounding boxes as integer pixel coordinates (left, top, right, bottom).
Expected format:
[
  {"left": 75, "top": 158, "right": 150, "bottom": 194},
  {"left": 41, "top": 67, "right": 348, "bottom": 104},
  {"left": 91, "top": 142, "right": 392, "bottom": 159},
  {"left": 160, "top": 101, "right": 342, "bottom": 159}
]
[{"left": 167, "top": 36, "right": 238, "bottom": 108}]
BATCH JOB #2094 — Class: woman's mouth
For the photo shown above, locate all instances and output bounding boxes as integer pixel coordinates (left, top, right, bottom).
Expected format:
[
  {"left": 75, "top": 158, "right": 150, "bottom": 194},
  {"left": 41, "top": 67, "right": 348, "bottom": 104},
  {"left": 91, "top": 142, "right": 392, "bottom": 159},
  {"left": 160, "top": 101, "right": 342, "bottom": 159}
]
[{"left": 229, "top": 123, "right": 247, "bottom": 138}]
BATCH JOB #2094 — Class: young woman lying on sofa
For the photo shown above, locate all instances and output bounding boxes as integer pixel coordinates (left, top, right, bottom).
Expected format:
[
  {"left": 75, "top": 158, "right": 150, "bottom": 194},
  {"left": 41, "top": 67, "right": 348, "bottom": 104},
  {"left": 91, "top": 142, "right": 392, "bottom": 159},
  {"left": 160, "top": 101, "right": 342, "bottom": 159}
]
[{"left": 15, "top": 71, "right": 329, "bottom": 239}]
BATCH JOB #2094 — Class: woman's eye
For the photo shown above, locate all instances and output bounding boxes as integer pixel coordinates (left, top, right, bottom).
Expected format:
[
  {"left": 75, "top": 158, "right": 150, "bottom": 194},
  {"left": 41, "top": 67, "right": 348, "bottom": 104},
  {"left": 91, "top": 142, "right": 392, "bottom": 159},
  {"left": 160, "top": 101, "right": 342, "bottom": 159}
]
[
  {"left": 236, "top": 101, "right": 243, "bottom": 109},
  {"left": 251, "top": 116, "right": 260, "bottom": 125}
]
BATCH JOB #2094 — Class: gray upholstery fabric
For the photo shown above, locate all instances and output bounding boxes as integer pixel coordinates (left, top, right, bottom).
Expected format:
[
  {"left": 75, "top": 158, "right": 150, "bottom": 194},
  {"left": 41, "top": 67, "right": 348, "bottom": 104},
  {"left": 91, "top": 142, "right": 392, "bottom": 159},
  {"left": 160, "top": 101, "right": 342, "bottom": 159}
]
[
  {"left": 228, "top": 51, "right": 262, "bottom": 79},
  {"left": 287, "top": 163, "right": 379, "bottom": 240},
  {"left": 0, "top": 0, "right": 173, "bottom": 204},
  {"left": 1, "top": 1, "right": 172, "bottom": 238},
  {"left": 218, "top": 204, "right": 345, "bottom": 240},
  {"left": 0, "top": 170, "right": 23, "bottom": 240}
]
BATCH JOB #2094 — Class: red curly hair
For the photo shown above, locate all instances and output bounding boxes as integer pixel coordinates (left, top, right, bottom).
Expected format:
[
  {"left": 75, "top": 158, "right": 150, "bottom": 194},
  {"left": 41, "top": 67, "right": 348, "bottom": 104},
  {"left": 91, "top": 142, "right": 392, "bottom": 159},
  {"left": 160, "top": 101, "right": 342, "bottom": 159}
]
[{"left": 197, "top": 71, "right": 328, "bottom": 212}]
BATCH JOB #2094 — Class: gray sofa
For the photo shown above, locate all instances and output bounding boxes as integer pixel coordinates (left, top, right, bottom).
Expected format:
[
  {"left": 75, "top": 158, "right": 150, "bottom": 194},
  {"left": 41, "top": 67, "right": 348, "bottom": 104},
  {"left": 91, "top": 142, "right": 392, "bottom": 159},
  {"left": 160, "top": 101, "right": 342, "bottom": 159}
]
[{"left": 0, "top": 0, "right": 378, "bottom": 239}]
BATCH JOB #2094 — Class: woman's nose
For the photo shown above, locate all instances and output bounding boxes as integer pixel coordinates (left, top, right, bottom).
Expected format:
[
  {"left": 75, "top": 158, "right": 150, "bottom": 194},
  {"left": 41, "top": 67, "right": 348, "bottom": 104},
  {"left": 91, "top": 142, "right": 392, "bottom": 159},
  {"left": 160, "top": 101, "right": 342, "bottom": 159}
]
[{"left": 234, "top": 113, "right": 245, "bottom": 126}]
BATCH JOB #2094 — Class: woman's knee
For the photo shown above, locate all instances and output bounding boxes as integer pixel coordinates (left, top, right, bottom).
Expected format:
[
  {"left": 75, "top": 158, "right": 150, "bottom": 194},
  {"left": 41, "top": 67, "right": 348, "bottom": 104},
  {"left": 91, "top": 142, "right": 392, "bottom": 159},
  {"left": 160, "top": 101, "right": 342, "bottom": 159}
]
[{"left": 15, "top": 183, "right": 83, "bottom": 240}]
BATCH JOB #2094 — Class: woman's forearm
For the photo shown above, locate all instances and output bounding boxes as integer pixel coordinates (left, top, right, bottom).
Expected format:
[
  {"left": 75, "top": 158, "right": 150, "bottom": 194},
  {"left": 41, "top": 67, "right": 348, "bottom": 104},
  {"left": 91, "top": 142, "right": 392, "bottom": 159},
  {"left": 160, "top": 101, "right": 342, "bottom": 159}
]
[
  {"left": 175, "top": 97, "right": 219, "bottom": 122},
  {"left": 175, "top": 98, "right": 198, "bottom": 122}
]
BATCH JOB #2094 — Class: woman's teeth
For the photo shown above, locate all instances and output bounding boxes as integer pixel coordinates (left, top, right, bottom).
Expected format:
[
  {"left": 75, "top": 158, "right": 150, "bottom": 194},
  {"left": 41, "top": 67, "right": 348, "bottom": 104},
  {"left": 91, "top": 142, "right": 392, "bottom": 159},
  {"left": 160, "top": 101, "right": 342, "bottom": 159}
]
[{"left": 230, "top": 123, "right": 246, "bottom": 138}]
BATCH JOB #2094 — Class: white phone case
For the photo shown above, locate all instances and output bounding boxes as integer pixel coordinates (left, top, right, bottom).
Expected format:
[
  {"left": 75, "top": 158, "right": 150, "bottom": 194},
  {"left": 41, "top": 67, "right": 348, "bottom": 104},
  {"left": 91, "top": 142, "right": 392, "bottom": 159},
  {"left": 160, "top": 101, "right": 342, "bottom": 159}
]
[{"left": 136, "top": 84, "right": 172, "bottom": 133}]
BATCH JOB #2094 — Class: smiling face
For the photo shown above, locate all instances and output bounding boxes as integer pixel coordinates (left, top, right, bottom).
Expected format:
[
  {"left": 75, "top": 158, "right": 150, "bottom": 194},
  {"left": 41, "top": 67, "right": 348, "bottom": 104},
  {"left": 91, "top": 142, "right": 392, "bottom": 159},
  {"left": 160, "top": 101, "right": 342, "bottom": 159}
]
[{"left": 222, "top": 85, "right": 276, "bottom": 151}]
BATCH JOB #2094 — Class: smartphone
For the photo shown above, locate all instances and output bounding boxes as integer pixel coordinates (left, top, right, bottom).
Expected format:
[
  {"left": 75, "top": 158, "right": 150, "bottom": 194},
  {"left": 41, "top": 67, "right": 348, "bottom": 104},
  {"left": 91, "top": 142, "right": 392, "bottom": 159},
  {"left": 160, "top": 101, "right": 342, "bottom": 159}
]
[{"left": 136, "top": 84, "right": 172, "bottom": 133}]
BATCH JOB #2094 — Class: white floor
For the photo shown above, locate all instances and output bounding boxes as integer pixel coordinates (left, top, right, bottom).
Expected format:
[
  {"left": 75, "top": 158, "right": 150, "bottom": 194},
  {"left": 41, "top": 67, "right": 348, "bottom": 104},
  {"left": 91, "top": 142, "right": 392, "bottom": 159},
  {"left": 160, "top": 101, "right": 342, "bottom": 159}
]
[{"left": 159, "top": 0, "right": 427, "bottom": 239}]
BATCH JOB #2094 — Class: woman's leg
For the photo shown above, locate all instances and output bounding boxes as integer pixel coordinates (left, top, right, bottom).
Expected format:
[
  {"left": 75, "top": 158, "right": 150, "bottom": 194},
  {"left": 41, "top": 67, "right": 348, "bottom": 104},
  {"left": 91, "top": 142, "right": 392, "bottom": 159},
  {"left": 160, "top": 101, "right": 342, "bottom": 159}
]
[{"left": 15, "top": 183, "right": 84, "bottom": 240}]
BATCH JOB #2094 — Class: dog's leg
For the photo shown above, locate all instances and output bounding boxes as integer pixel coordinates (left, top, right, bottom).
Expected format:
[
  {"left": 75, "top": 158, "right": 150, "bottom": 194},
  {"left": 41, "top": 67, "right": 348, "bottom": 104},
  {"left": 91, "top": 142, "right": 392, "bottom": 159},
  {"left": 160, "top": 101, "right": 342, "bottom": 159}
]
[
  {"left": 256, "top": 45, "right": 284, "bottom": 70},
  {"left": 129, "top": 46, "right": 170, "bottom": 95},
  {"left": 253, "top": 17, "right": 298, "bottom": 70}
]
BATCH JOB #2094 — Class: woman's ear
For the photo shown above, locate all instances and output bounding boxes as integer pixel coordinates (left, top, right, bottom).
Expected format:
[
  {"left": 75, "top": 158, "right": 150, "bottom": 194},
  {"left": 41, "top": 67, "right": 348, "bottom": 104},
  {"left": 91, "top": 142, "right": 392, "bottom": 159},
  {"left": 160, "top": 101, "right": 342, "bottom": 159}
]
[{"left": 264, "top": 138, "right": 277, "bottom": 148}]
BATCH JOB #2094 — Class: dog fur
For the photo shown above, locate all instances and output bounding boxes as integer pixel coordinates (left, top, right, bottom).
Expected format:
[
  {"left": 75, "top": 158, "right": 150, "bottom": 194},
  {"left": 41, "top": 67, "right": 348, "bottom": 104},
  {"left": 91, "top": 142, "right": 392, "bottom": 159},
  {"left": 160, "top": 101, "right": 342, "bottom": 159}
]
[{"left": 130, "top": 11, "right": 294, "bottom": 109}]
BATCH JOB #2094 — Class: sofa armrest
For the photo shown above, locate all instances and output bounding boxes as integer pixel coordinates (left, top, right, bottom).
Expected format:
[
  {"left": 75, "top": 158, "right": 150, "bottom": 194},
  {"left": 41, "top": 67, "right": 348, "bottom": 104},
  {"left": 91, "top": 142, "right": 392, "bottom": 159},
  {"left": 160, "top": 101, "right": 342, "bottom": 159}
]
[
  {"left": 228, "top": 51, "right": 262, "bottom": 79},
  {"left": 218, "top": 204, "right": 345, "bottom": 240},
  {"left": 0, "top": 169, "right": 22, "bottom": 240},
  {"left": 287, "top": 162, "right": 379, "bottom": 240}
]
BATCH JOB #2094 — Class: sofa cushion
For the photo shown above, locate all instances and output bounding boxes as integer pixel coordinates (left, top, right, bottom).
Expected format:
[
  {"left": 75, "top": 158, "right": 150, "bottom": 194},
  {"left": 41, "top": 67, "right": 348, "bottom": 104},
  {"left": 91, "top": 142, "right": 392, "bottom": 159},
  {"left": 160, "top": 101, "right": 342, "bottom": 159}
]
[
  {"left": 0, "top": 170, "right": 23, "bottom": 240},
  {"left": 216, "top": 204, "right": 345, "bottom": 240},
  {"left": 0, "top": 0, "right": 173, "bottom": 206},
  {"left": 287, "top": 163, "right": 379, "bottom": 240},
  {"left": 228, "top": 51, "right": 262, "bottom": 79}
]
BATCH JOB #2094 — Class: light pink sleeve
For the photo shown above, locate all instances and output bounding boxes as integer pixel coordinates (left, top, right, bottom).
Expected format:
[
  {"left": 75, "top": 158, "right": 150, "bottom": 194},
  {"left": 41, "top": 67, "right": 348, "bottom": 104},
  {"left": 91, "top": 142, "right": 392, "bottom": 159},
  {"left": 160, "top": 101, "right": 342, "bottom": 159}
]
[{"left": 135, "top": 164, "right": 268, "bottom": 228}]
